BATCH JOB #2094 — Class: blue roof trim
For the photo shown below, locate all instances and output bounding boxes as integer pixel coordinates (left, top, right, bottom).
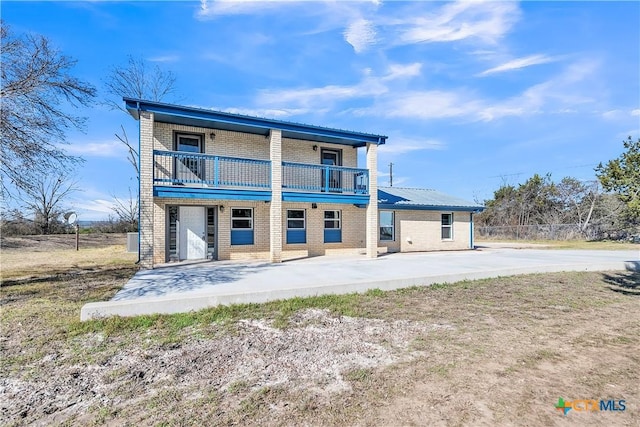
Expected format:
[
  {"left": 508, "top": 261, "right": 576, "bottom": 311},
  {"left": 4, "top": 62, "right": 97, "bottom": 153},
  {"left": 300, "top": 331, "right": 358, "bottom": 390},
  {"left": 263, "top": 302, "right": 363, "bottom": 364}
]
[
  {"left": 283, "top": 192, "right": 370, "bottom": 205},
  {"left": 378, "top": 204, "right": 484, "bottom": 212},
  {"left": 125, "top": 98, "right": 387, "bottom": 146},
  {"left": 378, "top": 187, "right": 484, "bottom": 212},
  {"left": 154, "top": 186, "right": 271, "bottom": 201}
]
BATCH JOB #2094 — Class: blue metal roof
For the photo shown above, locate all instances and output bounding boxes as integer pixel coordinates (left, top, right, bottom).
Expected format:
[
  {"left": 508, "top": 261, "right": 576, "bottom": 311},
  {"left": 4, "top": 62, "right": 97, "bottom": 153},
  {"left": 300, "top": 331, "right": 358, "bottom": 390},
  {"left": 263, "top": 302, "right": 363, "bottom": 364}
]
[
  {"left": 378, "top": 187, "right": 485, "bottom": 212},
  {"left": 124, "top": 98, "right": 387, "bottom": 147}
]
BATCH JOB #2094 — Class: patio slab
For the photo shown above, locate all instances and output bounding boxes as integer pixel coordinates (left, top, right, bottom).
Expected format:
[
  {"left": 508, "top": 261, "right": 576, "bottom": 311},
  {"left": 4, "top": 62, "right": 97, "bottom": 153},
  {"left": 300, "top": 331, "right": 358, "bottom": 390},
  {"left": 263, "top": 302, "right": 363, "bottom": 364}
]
[{"left": 80, "top": 247, "right": 639, "bottom": 320}]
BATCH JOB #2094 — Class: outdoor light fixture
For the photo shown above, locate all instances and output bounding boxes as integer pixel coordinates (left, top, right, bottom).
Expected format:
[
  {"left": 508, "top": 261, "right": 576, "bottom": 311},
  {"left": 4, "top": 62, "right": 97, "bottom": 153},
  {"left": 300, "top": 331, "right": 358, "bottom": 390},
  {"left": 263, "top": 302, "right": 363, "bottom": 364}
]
[
  {"left": 312, "top": 203, "right": 317, "bottom": 209},
  {"left": 312, "top": 145, "right": 318, "bottom": 151},
  {"left": 210, "top": 132, "right": 216, "bottom": 140},
  {"left": 219, "top": 205, "right": 225, "bottom": 213}
]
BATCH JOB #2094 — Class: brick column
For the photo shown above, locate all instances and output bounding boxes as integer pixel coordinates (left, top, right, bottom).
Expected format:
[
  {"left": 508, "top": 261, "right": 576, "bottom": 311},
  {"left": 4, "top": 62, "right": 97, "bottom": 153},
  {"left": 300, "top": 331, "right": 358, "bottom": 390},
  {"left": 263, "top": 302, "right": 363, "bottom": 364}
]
[
  {"left": 269, "top": 129, "right": 283, "bottom": 262},
  {"left": 365, "top": 143, "right": 378, "bottom": 258},
  {"left": 139, "top": 111, "right": 155, "bottom": 268}
]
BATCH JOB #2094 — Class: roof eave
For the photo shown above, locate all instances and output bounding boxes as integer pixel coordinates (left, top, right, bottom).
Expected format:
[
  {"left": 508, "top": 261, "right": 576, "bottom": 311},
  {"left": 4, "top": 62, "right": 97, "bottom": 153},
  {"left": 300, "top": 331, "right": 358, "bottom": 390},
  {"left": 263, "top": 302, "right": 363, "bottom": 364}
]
[{"left": 124, "top": 98, "right": 387, "bottom": 147}]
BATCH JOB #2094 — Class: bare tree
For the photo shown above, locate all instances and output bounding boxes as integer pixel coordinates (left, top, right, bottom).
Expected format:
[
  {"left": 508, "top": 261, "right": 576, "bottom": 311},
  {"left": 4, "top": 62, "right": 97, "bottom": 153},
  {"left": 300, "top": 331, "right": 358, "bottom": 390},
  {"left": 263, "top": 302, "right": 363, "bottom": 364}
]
[
  {"left": 111, "top": 187, "right": 139, "bottom": 232},
  {"left": 18, "top": 172, "right": 79, "bottom": 235},
  {"left": 103, "top": 56, "right": 178, "bottom": 229},
  {"left": 103, "top": 55, "right": 177, "bottom": 112},
  {"left": 0, "top": 22, "right": 96, "bottom": 195}
]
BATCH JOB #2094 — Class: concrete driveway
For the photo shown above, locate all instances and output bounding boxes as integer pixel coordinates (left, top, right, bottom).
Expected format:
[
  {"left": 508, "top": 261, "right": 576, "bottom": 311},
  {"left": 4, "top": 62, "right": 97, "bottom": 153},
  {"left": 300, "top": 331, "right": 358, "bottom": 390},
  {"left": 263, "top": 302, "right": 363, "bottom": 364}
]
[{"left": 81, "top": 245, "right": 639, "bottom": 320}]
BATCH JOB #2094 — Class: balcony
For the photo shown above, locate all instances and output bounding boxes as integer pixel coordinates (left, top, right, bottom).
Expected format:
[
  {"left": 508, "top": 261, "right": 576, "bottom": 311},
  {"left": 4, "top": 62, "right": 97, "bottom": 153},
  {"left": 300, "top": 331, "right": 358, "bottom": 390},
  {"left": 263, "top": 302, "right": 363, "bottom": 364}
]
[
  {"left": 282, "top": 162, "right": 369, "bottom": 195},
  {"left": 153, "top": 151, "right": 370, "bottom": 203},
  {"left": 154, "top": 150, "right": 271, "bottom": 189}
]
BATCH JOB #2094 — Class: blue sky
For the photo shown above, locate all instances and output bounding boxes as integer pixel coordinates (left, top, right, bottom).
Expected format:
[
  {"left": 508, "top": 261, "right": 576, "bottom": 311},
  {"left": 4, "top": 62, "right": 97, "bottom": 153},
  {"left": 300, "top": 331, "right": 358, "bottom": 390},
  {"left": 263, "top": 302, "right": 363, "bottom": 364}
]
[{"left": 4, "top": 1, "right": 639, "bottom": 220}]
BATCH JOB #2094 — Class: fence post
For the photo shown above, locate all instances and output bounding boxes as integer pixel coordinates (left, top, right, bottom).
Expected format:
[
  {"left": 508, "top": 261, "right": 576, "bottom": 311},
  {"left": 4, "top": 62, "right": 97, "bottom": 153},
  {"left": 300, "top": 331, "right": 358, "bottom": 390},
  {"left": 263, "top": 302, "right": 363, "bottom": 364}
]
[
  {"left": 214, "top": 156, "right": 219, "bottom": 187},
  {"left": 324, "top": 165, "right": 330, "bottom": 192}
]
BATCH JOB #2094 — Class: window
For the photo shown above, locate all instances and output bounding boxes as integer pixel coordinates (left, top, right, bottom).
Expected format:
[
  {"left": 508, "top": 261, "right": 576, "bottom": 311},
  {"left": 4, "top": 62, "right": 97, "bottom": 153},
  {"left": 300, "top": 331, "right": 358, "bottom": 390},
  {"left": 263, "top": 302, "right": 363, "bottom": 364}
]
[
  {"left": 231, "top": 208, "right": 253, "bottom": 229},
  {"left": 174, "top": 133, "right": 204, "bottom": 180},
  {"left": 286, "top": 209, "right": 306, "bottom": 244},
  {"left": 442, "top": 213, "right": 453, "bottom": 239},
  {"left": 168, "top": 206, "right": 178, "bottom": 260},
  {"left": 380, "top": 211, "right": 394, "bottom": 241},
  {"left": 287, "top": 210, "right": 306, "bottom": 229},
  {"left": 231, "top": 208, "right": 253, "bottom": 245},
  {"left": 207, "top": 207, "right": 216, "bottom": 256},
  {"left": 324, "top": 210, "right": 341, "bottom": 243}
]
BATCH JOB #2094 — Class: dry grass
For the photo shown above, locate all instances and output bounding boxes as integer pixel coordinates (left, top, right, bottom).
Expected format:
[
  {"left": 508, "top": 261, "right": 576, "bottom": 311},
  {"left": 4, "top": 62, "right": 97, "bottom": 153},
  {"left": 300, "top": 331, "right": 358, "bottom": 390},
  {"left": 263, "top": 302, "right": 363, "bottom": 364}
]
[
  {"left": 1, "top": 236, "right": 639, "bottom": 426},
  {"left": 477, "top": 238, "right": 639, "bottom": 250}
]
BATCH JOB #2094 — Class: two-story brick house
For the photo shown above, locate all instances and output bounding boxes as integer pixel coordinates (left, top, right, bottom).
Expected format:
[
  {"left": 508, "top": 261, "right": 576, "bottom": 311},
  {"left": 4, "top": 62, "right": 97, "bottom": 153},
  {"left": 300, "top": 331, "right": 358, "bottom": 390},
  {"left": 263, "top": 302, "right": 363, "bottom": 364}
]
[{"left": 126, "top": 99, "right": 483, "bottom": 269}]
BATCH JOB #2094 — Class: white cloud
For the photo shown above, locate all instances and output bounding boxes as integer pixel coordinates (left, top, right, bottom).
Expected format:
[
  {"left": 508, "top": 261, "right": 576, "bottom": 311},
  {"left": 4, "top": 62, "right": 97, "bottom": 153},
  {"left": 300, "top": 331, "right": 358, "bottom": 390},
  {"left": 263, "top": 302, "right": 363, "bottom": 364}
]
[
  {"left": 147, "top": 54, "right": 180, "bottom": 63},
  {"left": 255, "top": 62, "right": 420, "bottom": 109},
  {"left": 379, "top": 137, "right": 446, "bottom": 154},
  {"left": 344, "top": 19, "right": 377, "bottom": 53},
  {"left": 631, "top": 109, "right": 640, "bottom": 116},
  {"left": 65, "top": 140, "right": 127, "bottom": 158},
  {"left": 602, "top": 109, "right": 623, "bottom": 120},
  {"left": 382, "top": 63, "right": 422, "bottom": 81},
  {"left": 479, "top": 54, "right": 557, "bottom": 76},
  {"left": 350, "top": 59, "right": 600, "bottom": 122},
  {"left": 391, "top": 1, "right": 521, "bottom": 46}
]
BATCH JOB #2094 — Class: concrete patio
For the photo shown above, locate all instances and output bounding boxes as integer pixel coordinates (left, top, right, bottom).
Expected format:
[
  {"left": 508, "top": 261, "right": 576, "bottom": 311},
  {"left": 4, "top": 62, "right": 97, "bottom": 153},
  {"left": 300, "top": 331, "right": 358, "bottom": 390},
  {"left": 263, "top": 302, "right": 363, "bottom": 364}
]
[{"left": 80, "top": 245, "right": 639, "bottom": 320}]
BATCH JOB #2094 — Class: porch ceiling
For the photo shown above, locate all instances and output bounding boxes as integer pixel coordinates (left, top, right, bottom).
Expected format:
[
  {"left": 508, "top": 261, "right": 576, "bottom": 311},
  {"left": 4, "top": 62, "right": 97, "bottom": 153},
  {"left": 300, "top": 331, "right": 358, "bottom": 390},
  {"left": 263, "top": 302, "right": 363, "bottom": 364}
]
[{"left": 124, "top": 98, "right": 387, "bottom": 148}]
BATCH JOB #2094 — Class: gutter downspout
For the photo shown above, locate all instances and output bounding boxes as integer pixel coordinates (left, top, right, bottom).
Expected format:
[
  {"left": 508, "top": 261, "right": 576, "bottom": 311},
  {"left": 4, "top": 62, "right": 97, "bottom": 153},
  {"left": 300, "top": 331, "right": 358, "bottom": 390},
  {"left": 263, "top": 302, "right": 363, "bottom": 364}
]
[{"left": 136, "top": 101, "right": 141, "bottom": 264}]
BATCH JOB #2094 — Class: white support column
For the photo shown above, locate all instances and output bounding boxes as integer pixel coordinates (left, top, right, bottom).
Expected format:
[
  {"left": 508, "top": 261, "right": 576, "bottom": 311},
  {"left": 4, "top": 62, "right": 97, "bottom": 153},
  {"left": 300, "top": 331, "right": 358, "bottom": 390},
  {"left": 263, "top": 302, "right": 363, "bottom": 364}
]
[
  {"left": 365, "top": 142, "right": 378, "bottom": 258},
  {"left": 139, "top": 111, "right": 155, "bottom": 269},
  {"left": 269, "top": 129, "right": 283, "bottom": 262}
]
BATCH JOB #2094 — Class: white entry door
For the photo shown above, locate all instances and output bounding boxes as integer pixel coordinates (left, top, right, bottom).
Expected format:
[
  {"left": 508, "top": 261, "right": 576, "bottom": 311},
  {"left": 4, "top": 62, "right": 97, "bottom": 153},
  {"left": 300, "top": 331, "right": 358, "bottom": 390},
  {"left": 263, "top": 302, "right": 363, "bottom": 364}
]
[{"left": 179, "top": 206, "right": 206, "bottom": 260}]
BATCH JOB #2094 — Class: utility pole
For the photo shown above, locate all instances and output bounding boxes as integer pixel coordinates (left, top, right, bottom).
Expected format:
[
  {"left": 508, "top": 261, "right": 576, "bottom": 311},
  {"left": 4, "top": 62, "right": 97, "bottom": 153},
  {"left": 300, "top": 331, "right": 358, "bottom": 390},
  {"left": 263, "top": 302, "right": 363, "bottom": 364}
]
[{"left": 389, "top": 162, "right": 394, "bottom": 187}]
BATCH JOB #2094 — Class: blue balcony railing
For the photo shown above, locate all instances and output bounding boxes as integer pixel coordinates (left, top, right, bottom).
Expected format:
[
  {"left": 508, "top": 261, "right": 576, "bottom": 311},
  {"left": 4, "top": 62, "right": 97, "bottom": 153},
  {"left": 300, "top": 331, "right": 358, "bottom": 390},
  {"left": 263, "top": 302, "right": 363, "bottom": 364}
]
[
  {"left": 154, "top": 150, "right": 271, "bottom": 189},
  {"left": 282, "top": 162, "right": 369, "bottom": 195}
]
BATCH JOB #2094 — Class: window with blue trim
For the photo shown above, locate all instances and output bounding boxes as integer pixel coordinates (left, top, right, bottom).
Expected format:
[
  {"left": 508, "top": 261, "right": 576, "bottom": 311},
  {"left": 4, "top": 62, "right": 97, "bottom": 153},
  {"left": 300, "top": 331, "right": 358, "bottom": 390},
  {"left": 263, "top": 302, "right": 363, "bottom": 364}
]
[
  {"left": 286, "top": 209, "right": 306, "bottom": 244},
  {"left": 231, "top": 208, "right": 254, "bottom": 245},
  {"left": 324, "top": 210, "right": 341, "bottom": 243}
]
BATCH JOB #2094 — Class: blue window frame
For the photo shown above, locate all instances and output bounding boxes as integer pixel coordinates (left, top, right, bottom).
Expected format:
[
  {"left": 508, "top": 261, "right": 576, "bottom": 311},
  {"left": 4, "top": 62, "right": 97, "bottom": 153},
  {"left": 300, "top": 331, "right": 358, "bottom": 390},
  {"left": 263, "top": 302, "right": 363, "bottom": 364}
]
[
  {"left": 286, "top": 209, "right": 306, "bottom": 244},
  {"left": 324, "top": 210, "right": 341, "bottom": 243},
  {"left": 231, "top": 208, "right": 254, "bottom": 245}
]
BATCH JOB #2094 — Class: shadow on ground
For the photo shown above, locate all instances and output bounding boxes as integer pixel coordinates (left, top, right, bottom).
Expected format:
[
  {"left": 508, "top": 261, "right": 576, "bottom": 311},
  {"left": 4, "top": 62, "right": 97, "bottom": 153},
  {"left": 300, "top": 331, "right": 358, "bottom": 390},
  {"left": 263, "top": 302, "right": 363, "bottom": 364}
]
[
  {"left": 602, "top": 266, "right": 640, "bottom": 296},
  {"left": 113, "top": 262, "right": 281, "bottom": 300}
]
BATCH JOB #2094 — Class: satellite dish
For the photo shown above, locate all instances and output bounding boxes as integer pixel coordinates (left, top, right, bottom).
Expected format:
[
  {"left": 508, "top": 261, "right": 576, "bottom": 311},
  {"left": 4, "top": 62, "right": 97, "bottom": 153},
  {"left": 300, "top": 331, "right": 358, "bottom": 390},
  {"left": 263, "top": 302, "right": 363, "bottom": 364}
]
[{"left": 64, "top": 211, "right": 78, "bottom": 225}]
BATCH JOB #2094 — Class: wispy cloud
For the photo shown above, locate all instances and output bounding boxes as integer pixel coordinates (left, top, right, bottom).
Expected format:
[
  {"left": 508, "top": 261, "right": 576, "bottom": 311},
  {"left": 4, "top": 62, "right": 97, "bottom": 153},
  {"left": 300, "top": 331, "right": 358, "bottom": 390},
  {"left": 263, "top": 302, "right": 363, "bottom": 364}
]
[
  {"left": 379, "top": 137, "right": 446, "bottom": 154},
  {"left": 631, "top": 109, "right": 640, "bottom": 117},
  {"left": 147, "top": 54, "right": 180, "bottom": 63},
  {"left": 196, "top": 1, "right": 521, "bottom": 54},
  {"left": 351, "top": 59, "right": 601, "bottom": 122},
  {"left": 254, "top": 62, "right": 420, "bottom": 109},
  {"left": 344, "top": 19, "right": 377, "bottom": 53},
  {"left": 478, "top": 54, "right": 558, "bottom": 76},
  {"left": 389, "top": 1, "right": 521, "bottom": 46},
  {"left": 66, "top": 140, "right": 127, "bottom": 158}
]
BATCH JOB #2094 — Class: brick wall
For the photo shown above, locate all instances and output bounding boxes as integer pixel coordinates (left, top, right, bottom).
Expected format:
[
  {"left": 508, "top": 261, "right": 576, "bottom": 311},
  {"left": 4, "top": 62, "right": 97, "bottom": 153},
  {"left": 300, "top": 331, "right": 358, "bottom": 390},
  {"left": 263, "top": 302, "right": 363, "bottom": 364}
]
[
  {"left": 378, "top": 210, "right": 472, "bottom": 252},
  {"left": 153, "top": 123, "right": 358, "bottom": 167}
]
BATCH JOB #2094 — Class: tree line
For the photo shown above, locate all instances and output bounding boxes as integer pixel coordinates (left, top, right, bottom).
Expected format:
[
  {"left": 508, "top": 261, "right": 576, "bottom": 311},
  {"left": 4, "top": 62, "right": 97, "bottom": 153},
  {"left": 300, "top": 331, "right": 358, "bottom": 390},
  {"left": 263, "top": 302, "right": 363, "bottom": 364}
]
[{"left": 476, "top": 137, "right": 640, "bottom": 241}]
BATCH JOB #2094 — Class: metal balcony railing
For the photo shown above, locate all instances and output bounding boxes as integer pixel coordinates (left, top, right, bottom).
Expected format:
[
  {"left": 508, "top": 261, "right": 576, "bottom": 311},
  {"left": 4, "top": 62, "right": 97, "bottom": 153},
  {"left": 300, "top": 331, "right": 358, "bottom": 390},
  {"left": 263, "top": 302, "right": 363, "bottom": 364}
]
[
  {"left": 153, "top": 150, "right": 271, "bottom": 189},
  {"left": 282, "top": 162, "right": 369, "bottom": 195}
]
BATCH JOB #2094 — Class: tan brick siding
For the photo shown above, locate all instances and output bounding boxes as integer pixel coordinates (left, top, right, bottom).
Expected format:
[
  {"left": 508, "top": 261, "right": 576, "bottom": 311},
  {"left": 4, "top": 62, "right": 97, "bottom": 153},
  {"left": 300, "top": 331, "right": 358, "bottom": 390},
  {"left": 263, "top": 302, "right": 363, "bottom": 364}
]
[
  {"left": 379, "top": 210, "right": 472, "bottom": 252},
  {"left": 153, "top": 123, "right": 358, "bottom": 167}
]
